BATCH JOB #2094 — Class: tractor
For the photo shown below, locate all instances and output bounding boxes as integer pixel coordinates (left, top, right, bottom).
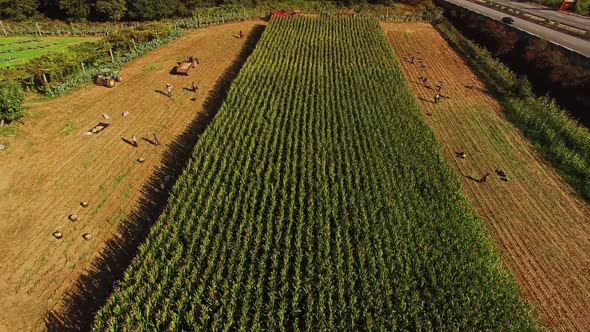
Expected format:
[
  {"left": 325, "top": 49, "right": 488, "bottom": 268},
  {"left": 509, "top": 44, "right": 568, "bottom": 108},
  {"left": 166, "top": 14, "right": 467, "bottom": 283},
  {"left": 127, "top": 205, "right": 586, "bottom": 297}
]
[{"left": 95, "top": 69, "right": 122, "bottom": 88}]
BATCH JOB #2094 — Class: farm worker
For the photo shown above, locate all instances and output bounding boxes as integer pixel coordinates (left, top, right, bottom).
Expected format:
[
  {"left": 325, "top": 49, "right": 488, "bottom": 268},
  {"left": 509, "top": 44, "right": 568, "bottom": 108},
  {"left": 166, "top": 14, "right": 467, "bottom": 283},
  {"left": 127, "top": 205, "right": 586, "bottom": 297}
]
[
  {"left": 422, "top": 77, "right": 429, "bottom": 87},
  {"left": 410, "top": 55, "right": 415, "bottom": 64},
  {"left": 437, "top": 80, "right": 445, "bottom": 91},
  {"left": 480, "top": 173, "right": 490, "bottom": 184},
  {"left": 132, "top": 134, "right": 138, "bottom": 147},
  {"left": 166, "top": 83, "right": 172, "bottom": 98},
  {"left": 153, "top": 133, "right": 161, "bottom": 146},
  {"left": 238, "top": 30, "right": 244, "bottom": 39},
  {"left": 191, "top": 81, "right": 198, "bottom": 93},
  {"left": 434, "top": 93, "right": 441, "bottom": 104}
]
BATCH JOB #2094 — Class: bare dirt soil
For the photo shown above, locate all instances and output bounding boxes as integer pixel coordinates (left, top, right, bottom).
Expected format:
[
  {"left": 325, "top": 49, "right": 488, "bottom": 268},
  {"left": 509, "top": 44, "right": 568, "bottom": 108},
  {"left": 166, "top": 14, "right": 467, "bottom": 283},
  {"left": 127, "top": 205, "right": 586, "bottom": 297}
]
[
  {"left": 382, "top": 22, "right": 590, "bottom": 331},
  {"left": 0, "top": 20, "right": 265, "bottom": 332}
]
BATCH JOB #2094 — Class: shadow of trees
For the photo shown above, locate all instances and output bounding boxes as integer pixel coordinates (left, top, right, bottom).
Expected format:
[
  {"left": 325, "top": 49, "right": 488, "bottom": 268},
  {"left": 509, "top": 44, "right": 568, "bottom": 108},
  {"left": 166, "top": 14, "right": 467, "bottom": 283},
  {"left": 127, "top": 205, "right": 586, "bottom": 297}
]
[{"left": 44, "top": 24, "right": 265, "bottom": 332}]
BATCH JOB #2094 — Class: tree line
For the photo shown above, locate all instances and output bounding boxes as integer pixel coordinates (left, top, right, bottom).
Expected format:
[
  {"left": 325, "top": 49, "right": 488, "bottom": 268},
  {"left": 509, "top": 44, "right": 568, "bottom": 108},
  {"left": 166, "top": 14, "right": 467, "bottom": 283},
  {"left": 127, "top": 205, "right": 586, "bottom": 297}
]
[
  {"left": 0, "top": 0, "right": 398, "bottom": 22},
  {"left": 446, "top": 9, "right": 590, "bottom": 128}
]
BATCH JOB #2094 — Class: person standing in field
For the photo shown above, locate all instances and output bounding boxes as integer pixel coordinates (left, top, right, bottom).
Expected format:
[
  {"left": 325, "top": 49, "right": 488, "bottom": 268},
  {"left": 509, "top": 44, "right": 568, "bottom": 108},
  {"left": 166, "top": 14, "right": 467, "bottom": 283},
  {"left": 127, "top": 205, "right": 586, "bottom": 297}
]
[
  {"left": 132, "top": 134, "right": 138, "bottom": 147},
  {"left": 238, "top": 30, "right": 244, "bottom": 39},
  {"left": 410, "top": 55, "right": 415, "bottom": 64},
  {"left": 166, "top": 83, "right": 172, "bottom": 98},
  {"left": 422, "top": 77, "right": 429, "bottom": 87},
  {"left": 479, "top": 173, "right": 490, "bottom": 184},
  {"left": 191, "top": 81, "right": 198, "bottom": 93},
  {"left": 434, "top": 93, "right": 441, "bottom": 104},
  {"left": 437, "top": 80, "right": 445, "bottom": 92},
  {"left": 153, "top": 133, "right": 161, "bottom": 146}
]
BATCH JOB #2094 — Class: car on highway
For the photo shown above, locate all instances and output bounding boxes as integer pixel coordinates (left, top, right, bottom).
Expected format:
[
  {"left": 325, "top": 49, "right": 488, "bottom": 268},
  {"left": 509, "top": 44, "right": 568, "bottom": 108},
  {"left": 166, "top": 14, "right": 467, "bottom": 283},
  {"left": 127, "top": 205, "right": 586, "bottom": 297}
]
[{"left": 502, "top": 16, "right": 515, "bottom": 24}]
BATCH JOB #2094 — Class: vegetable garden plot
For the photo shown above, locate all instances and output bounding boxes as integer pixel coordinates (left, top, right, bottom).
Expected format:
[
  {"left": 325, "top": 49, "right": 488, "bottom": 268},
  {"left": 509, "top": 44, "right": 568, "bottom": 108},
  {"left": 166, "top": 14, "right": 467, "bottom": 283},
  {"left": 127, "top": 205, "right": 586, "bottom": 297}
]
[
  {"left": 0, "top": 36, "right": 99, "bottom": 68},
  {"left": 93, "top": 17, "right": 540, "bottom": 331}
]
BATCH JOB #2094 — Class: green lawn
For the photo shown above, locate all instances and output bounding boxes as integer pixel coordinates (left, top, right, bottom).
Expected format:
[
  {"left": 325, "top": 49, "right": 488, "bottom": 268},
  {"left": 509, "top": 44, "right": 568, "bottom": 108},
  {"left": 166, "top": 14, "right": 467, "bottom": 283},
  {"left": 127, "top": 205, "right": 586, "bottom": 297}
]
[
  {"left": 0, "top": 36, "right": 99, "bottom": 68},
  {"left": 0, "top": 37, "right": 40, "bottom": 45}
]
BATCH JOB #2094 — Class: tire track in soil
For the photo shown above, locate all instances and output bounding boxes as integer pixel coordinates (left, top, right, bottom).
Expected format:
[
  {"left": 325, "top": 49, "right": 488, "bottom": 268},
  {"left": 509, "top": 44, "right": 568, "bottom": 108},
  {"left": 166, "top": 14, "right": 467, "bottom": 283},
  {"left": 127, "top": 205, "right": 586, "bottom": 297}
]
[
  {"left": 382, "top": 22, "right": 590, "bottom": 331},
  {"left": 0, "top": 20, "right": 266, "bottom": 332}
]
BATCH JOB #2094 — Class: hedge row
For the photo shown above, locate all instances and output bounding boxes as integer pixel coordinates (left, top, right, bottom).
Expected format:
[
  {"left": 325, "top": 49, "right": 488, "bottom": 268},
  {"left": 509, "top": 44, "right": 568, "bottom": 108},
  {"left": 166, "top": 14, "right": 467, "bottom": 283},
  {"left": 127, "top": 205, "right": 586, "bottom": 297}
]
[
  {"left": 0, "top": 20, "right": 146, "bottom": 36},
  {"left": 0, "top": 21, "right": 175, "bottom": 94},
  {"left": 46, "top": 29, "right": 182, "bottom": 96}
]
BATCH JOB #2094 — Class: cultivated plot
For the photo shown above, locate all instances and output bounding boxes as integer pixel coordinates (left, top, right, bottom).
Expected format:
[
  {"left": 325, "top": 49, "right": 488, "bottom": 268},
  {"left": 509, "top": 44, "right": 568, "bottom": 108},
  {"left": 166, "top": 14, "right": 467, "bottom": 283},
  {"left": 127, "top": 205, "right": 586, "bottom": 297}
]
[
  {"left": 0, "top": 20, "right": 265, "bottom": 331},
  {"left": 94, "top": 17, "right": 537, "bottom": 331},
  {"left": 0, "top": 36, "right": 99, "bottom": 68}
]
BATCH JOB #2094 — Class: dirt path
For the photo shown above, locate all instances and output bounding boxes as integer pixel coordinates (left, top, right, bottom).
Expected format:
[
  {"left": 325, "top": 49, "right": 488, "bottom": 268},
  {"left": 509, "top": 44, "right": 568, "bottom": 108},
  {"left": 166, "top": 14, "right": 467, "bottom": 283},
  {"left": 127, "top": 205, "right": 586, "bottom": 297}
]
[
  {"left": 0, "top": 20, "right": 265, "bottom": 332},
  {"left": 381, "top": 22, "right": 590, "bottom": 331}
]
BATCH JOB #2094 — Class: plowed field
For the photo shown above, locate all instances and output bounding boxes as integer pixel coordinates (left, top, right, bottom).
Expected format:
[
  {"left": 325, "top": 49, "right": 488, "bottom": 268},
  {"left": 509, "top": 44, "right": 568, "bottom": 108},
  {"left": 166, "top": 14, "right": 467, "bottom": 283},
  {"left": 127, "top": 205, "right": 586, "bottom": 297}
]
[
  {"left": 382, "top": 22, "right": 590, "bottom": 331},
  {"left": 0, "top": 20, "right": 265, "bottom": 331}
]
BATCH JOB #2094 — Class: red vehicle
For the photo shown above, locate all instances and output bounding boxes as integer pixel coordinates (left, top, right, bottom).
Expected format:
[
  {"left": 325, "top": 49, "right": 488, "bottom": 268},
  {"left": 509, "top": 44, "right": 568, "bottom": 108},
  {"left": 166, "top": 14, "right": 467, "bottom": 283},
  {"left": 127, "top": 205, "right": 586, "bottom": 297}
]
[
  {"left": 271, "top": 10, "right": 302, "bottom": 17},
  {"left": 560, "top": 0, "right": 578, "bottom": 10},
  {"left": 271, "top": 10, "right": 288, "bottom": 17}
]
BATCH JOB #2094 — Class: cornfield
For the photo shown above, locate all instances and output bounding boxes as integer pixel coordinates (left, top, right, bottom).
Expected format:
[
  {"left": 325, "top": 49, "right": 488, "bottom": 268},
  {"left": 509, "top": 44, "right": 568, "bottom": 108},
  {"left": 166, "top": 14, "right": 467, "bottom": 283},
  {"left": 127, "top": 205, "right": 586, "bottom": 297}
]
[{"left": 93, "top": 16, "right": 539, "bottom": 331}]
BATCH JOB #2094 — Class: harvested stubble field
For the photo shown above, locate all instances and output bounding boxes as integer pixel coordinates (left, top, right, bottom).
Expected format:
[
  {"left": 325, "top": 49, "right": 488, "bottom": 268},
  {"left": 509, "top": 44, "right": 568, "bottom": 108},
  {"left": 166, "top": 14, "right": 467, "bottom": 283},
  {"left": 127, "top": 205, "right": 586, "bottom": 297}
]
[
  {"left": 0, "top": 20, "right": 265, "bottom": 331},
  {"left": 382, "top": 22, "right": 590, "bottom": 331}
]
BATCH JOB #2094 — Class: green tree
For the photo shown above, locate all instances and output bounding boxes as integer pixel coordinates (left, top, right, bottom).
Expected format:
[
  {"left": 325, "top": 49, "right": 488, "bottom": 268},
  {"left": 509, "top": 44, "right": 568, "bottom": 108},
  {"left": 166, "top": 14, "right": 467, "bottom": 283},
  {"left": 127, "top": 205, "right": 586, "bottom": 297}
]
[
  {"left": 59, "top": 0, "right": 91, "bottom": 21},
  {"left": 0, "top": 80, "right": 25, "bottom": 127},
  {"left": 0, "top": 0, "right": 39, "bottom": 21},
  {"left": 39, "top": 0, "right": 64, "bottom": 19},
  {"left": 95, "top": 0, "right": 127, "bottom": 21},
  {"left": 182, "top": 0, "right": 216, "bottom": 10},
  {"left": 127, "top": 0, "right": 179, "bottom": 20}
]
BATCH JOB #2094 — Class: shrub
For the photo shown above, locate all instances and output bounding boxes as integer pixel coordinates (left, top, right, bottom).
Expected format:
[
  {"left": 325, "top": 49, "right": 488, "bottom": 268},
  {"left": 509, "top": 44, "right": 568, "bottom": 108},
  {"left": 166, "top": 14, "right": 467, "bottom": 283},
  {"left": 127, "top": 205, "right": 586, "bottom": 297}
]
[
  {"left": 513, "top": 75, "right": 533, "bottom": 97},
  {"left": 0, "top": 80, "right": 25, "bottom": 125}
]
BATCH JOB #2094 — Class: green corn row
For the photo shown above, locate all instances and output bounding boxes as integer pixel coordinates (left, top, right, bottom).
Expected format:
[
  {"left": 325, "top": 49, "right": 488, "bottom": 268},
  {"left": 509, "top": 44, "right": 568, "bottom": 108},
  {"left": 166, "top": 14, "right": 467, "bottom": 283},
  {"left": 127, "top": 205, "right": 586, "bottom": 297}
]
[{"left": 92, "top": 16, "right": 541, "bottom": 331}]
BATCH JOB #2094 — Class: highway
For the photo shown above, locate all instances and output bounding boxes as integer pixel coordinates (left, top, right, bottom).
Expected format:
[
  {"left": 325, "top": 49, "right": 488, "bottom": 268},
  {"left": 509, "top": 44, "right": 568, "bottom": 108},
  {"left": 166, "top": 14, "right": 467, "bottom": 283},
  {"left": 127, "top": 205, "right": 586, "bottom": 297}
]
[
  {"left": 491, "top": 0, "right": 590, "bottom": 30},
  {"left": 443, "top": 0, "right": 590, "bottom": 57}
]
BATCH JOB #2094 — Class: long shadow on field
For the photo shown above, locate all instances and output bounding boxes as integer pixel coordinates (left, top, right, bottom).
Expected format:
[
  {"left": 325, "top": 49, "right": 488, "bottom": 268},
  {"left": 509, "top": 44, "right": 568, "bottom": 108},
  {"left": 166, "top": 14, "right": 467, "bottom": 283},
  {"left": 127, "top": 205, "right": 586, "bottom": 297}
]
[{"left": 45, "top": 24, "right": 266, "bottom": 332}]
